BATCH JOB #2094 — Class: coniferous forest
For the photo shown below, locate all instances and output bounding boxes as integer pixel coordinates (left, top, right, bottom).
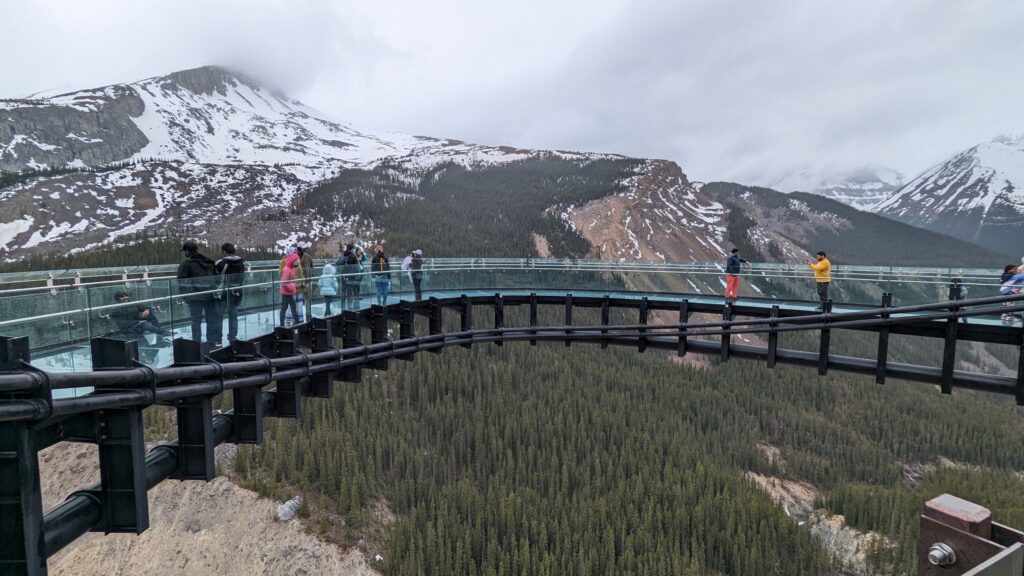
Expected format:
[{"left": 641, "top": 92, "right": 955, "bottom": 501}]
[
  {"left": 11, "top": 157, "right": 1022, "bottom": 574},
  {"left": 227, "top": 159, "right": 1024, "bottom": 575}
]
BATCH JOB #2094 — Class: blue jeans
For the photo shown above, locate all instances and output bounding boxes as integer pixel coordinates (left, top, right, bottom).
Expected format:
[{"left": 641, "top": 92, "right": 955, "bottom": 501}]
[
  {"left": 374, "top": 277, "right": 390, "bottom": 307},
  {"left": 218, "top": 294, "right": 241, "bottom": 342}
]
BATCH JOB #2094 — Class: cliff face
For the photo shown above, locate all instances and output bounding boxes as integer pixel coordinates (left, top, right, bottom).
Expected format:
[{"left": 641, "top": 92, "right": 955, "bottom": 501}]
[
  {"left": 746, "top": 472, "right": 887, "bottom": 576},
  {"left": 566, "top": 159, "right": 726, "bottom": 262},
  {"left": 39, "top": 442, "right": 380, "bottom": 576}
]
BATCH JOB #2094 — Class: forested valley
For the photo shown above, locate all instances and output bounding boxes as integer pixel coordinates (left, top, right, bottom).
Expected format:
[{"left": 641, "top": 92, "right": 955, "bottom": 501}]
[{"left": 227, "top": 159, "right": 1024, "bottom": 575}]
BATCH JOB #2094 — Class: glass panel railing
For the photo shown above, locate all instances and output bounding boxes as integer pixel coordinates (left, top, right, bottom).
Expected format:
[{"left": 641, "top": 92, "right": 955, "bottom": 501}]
[{"left": 1, "top": 259, "right": 1014, "bottom": 372}]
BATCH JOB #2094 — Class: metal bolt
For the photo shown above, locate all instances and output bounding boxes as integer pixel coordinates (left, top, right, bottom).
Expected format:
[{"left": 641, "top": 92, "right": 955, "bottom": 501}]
[{"left": 928, "top": 543, "right": 956, "bottom": 566}]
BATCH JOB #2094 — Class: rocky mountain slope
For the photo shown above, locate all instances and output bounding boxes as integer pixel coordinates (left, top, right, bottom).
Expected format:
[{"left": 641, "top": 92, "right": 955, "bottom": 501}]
[
  {"left": 702, "top": 181, "right": 1010, "bottom": 267},
  {"left": 874, "top": 134, "right": 1024, "bottom": 255},
  {"left": 0, "top": 66, "right": 658, "bottom": 256}
]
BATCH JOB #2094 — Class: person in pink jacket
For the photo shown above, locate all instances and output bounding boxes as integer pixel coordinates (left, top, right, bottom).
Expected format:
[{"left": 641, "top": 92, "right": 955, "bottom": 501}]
[{"left": 279, "top": 248, "right": 301, "bottom": 325}]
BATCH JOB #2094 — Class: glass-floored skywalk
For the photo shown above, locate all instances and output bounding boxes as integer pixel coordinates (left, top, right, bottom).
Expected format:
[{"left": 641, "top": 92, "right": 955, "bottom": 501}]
[{"left": 0, "top": 258, "right": 1015, "bottom": 391}]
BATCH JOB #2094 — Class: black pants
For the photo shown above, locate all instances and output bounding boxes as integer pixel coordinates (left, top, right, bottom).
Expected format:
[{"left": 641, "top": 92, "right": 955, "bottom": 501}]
[
  {"left": 412, "top": 275, "right": 423, "bottom": 301},
  {"left": 816, "top": 282, "right": 830, "bottom": 304},
  {"left": 187, "top": 298, "right": 222, "bottom": 344},
  {"left": 342, "top": 282, "right": 360, "bottom": 310},
  {"left": 280, "top": 295, "right": 299, "bottom": 326},
  {"left": 324, "top": 295, "right": 336, "bottom": 316}
]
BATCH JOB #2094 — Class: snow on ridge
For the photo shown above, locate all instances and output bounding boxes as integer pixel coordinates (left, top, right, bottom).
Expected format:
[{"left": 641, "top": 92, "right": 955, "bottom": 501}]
[{"left": 878, "top": 136, "right": 1024, "bottom": 218}]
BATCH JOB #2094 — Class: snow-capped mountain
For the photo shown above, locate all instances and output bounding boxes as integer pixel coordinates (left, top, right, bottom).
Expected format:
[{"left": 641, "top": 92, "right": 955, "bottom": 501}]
[
  {"left": 874, "top": 134, "right": 1024, "bottom": 255},
  {"left": 0, "top": 66, "right": 726, "bottom": 259},
  {"left": 811, "top": 167, "right": 904, "bottom": 211}
]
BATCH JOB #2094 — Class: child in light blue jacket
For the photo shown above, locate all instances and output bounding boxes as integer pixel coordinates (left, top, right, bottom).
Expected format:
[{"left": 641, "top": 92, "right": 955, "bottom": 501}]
[{"left": 319, "top": 262, "right": 340, "bottom": 315}]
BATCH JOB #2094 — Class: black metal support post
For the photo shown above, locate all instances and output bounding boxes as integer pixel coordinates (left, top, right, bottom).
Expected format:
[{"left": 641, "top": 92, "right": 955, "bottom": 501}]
[
  {"left": 876, "top": 293, "right": 891, "bottom": 385},
  {"left": 396, "top": 302, "right": 415, "bottom": 360},
  {"left": 529, "top": 293, "right": 538, "bottom": 346},
  {"left": 228, "top": 340, "right": 265, "bottom": 445},
  {"left": 565, "top": 294, "right": 573, "bottom": 348},
  {"left": 494, "top": 294, "right": 504, "bottom": 347},
  {"left": 271, "top": 327, "right": 303, "bottom": 417},
  {"left": 87, "top": 338, "right": 149, "bottom": 535},
  {"left": 428, "top": 298, "right": 443, "bottom": 354},
  {"left": 720, "top": 303, "right": 732, "bottom": 362},
  {"left": 168, "top": 340, "right": 215, "bottom": 481},
  {"left": 638, "top": 297, "right": 648, "bottom": 353},
  {"left": 369, "top": 306, "right": 390, "bottom": 369},
  {"left": 309, "top": 317, "right": 337, "bottom": 396},
  {"left": 459, "top": 295, "right": 472, "bottom": 349},
  {"left": 941, "top": 300, "right": 959, "bottom": 395},
  {"left": 600, "top": 295, "right": 610, "bottom": 350},
  {"left": 767, "top": 305, "right": 779, "bottom": 369},
  {"left": 340, "top": 311, "right": 364, "bottom": 380},
  {"left": 678, "top": 300, "right": 689, "bottom": 357},
  {"left": 0, "top": 336, "right": 46, "bottom": 576},
  {"left": 818, "top": 300, "right": 832, "bottom": 376}
]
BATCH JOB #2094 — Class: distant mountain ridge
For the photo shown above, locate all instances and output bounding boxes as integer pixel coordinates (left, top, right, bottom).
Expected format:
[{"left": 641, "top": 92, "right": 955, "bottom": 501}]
[
  {"left": 874, "top": 134, "right": 1024, "bottom": 255},
  {"left": 811, "top": 167, "right": 904, "bottom": 211},
  {"left": 701, "top": 181, "right": 1009, "bottom": 268},
  {"left": 2, "top": 66, "right": 696, "bottom": 257}
]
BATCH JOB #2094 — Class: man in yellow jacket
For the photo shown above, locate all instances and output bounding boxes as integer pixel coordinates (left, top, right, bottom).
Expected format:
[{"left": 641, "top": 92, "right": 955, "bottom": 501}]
[{"left": 807, "top": 251, "right": 831, "bottom": 308}]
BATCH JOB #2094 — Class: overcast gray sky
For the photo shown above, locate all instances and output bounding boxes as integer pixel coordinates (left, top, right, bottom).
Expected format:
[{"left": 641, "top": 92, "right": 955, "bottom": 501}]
[{"left": 2, "top": 0, "right": 1022, "bottom": 189}]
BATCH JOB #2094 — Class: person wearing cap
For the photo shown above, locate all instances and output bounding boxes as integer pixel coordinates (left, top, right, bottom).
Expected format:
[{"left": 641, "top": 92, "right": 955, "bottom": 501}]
[
  {"left": 176, "top": 240, "right": 223, "bottom": 344},
  {"left": 401, "top": 249, "right": 425, "bottom": 300}
]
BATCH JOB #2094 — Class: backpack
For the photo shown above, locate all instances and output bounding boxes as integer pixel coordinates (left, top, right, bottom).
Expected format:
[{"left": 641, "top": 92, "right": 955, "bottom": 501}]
[{"left": 410, "top": 255, "right": 422, "bottom": 271}]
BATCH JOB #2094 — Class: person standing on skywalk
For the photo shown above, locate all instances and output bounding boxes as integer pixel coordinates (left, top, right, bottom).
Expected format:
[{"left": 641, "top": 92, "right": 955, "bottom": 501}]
[
  {"left": 806, "top": 251, "right": 831, "bottom": 308},
  {"left": 370, "top": 245, "right": 391, "bottom": 307},
  {"left": 177, "top": 240, "right": 223, "bottom": 345},
  {"left": 724, "top": 248, "right": 748, "bottom": 303},
  {"left": 401, "top": 249, "right": 425, "bottom": 300}
]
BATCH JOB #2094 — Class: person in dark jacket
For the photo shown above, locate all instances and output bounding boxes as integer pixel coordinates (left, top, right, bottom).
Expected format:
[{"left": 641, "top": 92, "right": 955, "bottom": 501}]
[
  {"left": 337, "top": 244, "right": 361, "bottom": 310},
  {"left": 406, "top": 249, "right": 425, "bottom": 300},
  {"left": 370, "top": 245, "right": 391, "bottom": 307},
  {"left": 214, "top": 243, "right": 246, "bottom": 343},
  {"left": 111, "top": 291, "right": 171, "bottom": 339},
  {"left": 176, "top": 240, "right": 223, "bottom": 345},
  {"left": 724, "top": 248, "right": 748, "bottom": 303},
  {"left": 111, "top": 291, "right": 171, "bottom": 363}
]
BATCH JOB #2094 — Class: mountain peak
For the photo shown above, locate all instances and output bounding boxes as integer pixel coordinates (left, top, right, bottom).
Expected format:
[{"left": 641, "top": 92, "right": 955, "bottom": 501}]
[
  {"left": 990, "top": 133, "right": 1024, "bottom": 147},
  {"left": 149, "top": 65, "right": 285, "bottom": 100}
]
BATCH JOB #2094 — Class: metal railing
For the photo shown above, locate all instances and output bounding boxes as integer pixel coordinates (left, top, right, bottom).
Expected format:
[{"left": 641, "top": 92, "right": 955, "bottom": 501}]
[{"left": 2, "top": 283, "right": 1024, "bottom": 575}]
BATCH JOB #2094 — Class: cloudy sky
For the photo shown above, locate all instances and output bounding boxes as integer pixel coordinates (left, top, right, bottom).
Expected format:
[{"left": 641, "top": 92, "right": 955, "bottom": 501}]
[{"left": 3, "top": 0, "right": 1022, "bottom": 189}]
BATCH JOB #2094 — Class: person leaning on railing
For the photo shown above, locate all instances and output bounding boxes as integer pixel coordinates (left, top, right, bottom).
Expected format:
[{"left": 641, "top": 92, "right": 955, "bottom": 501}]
[
  {"left": 724, "top": 248, "right": 749, "bottom": 303},
  {"left": 177, "top": 240, "right": 223, "bottom": 344},
  {"left": 214, "top": 243, "right": 246, "bottom": 343}
]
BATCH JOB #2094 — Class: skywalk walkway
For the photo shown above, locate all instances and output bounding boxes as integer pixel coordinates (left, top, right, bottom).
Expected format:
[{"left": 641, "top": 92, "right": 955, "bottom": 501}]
[{"left": 1, "top": 258, "right": 1023, "bottom": 575}]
